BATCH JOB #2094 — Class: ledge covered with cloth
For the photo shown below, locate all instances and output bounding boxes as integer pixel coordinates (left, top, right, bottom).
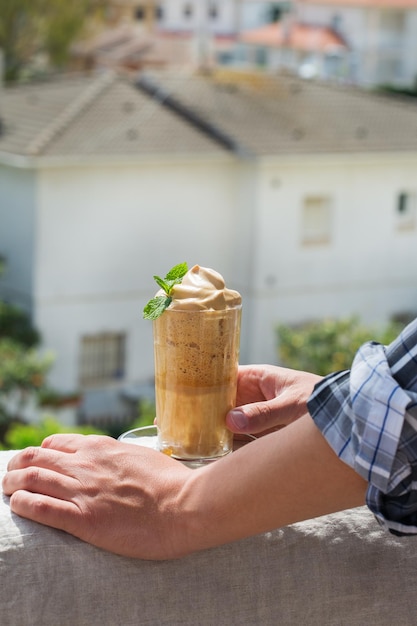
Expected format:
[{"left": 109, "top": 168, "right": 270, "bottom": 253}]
[{"left": 1, "top": 449, "right": 417, "bottom": 626}]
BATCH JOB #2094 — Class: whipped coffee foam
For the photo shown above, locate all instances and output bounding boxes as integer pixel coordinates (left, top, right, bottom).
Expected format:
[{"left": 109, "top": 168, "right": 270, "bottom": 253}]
[{"left": 164, "top": 265, "right": 241, "bottom": 311}]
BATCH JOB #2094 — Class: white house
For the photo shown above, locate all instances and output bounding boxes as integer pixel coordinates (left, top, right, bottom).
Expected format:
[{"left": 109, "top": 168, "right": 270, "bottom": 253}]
[
  {"left": 0, "top": 68, "right": 416, "bottom": 420},
  {"left": 295, "top": 0, "right": 417, "bottom": 87},
  {"left": 239, "top": 19, "right": 350, "bottom": 79}
]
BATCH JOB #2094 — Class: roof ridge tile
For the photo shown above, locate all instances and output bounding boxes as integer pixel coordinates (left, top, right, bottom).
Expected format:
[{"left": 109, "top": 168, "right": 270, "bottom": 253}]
[{"left": 26, "top": 71, "right": 116, "bottom": 156}]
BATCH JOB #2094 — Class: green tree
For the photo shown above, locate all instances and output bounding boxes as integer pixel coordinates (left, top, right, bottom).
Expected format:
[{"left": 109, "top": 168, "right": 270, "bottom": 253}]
[
  {"left": 0, "top": 0, "right": 108, "bottom": 82},
  {"left": 277, "top": 316, "right": 403, "bottom": 376}
]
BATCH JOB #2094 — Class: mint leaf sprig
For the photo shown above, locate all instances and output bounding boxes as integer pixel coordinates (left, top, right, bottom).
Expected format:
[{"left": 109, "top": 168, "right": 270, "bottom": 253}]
[{"left": 143, "top": 262, "right": 188, "bottom": 320}]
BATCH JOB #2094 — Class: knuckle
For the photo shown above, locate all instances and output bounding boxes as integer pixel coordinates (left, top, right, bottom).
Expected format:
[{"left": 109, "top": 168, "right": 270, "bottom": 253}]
[
  {"left": 262, "top": 404, "right": 273, "bottom": 423},
  {"left": 253, "top": 403, "right": 270, "bottom": 424},
  {"left": 15, "top": 492, "right": 50, "bottom": 520},
  {"left": 10, "top": 490, "right": 51, "bottom": 520},
  {"left": 20, "top": 446, "right": 41, "bottom": 465},
  {"left": 31, "top": 495, "right": 52, "bottom": 517},
  {"left": 83, "top": 434, "right": 101, "bottom": 446},
  {"left": 2, "top": 474, "right": 11, "bottom": 495},
  {"left": 25, "top": 466, "right": 42, "bottom": 487},
  {"left": 41, "top": 435, "right": 55, "bottom": 448},
  {"left": 90, "top": 434, "right": 112, "bottom": 447},
  {"left": 8, "top": 491, "right": 22, "bottom": 511}
]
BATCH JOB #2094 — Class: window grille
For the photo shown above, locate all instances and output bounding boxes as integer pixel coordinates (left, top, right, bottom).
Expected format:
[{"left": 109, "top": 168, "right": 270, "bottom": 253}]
[{"left": 79, "top": 332, "right": 126, "bottom": 387}]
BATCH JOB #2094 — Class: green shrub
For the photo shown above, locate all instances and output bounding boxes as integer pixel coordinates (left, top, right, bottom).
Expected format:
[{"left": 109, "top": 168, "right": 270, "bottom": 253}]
[
  {"left": 277, "top": 316, "right": 403, "bottom": 376},
  {"left": 38, "top": 387, "right": 80, "bottom": 407},
  {"left": 126, "top": 399, "right": 156, "bottom": 431},
  {"left": 0, "top": 339, "right": 55, "bottom": 440},
  {"left": 1, "top": 416, "right": 105, "bottom": 450},
  {"left": 0, "top": 339, "right": 53, "bottom": 393},
  {"left": 0, "top": 302, "right": 51, "bottom": 435},
  {"left": 0, "top": 302, "right": 40, "bottom": 347}
]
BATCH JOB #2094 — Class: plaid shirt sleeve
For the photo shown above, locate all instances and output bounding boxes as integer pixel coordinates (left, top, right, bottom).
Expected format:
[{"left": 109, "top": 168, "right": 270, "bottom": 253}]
[{"left": 307, "top": 317, "right": 417, "bottom": 535}]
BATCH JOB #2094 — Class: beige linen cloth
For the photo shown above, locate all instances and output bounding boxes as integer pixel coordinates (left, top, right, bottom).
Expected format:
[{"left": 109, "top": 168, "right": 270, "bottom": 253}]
[{"left": 1, "top": 449, "right": 417, "bottom": 626}]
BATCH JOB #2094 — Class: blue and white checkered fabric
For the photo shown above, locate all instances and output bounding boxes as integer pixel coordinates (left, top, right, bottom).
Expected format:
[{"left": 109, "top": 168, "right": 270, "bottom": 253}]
[{"left": 308, "top": 318, "right": 417, "bottom": 535}]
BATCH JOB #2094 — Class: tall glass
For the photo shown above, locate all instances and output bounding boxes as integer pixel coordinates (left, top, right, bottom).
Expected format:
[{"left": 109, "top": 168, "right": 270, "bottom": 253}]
[{"left": 153, "top": 305, "right": 241, "bottom": 462}]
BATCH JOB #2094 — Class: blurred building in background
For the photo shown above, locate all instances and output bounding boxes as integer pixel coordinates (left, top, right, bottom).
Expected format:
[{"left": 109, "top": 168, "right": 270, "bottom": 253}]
[
  {"left": 295, "top": 0, "right": 417, "bottom": 88},
  {"left": 70, "top": 1, "right": 417, "bottom": 90},
  {"left": 71, "top": 0, "right": 271, "bottom": 72},
  {"left": 0, "top": 67, "right": 416, "bottom": 423}
]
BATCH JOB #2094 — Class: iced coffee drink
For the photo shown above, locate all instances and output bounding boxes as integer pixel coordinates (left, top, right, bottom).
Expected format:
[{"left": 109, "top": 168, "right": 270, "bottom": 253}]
[{"left": 150, "top": 265, "right": 241, "bottom": 461}]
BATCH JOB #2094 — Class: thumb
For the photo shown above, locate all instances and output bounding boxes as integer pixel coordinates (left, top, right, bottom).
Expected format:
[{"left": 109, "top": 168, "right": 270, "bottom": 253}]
[{"left": 227, "top": 399, "right": 282, "bottom": 435}]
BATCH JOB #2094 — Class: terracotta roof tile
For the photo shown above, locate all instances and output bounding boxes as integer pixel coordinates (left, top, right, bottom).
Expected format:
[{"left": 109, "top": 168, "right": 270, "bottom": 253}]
[{"left": 241, "top": 23, "right": 347, "bottom": 52}]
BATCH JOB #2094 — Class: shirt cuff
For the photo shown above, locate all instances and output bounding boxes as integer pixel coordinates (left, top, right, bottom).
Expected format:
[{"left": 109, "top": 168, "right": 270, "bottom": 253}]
[{"left": 308, "top": 319, "right": 417, "bottom": 535}]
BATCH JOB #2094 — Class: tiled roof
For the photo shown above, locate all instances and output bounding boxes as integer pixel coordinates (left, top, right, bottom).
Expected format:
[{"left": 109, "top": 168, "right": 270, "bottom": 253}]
[
  {"left": 1, "top": 68, "right": 417, "bottom": 161},
  {"left": 0, "top": 71, "right": 229, "bottom": 160},
  {"left": 140, "top": 68, "right": 417, "bottom": 156},
  {"left": 241, "top": 23, "right": 347, "bottom": 53},
  {"left": 298, "top": 0, "right": 417, "bottom": 8}
]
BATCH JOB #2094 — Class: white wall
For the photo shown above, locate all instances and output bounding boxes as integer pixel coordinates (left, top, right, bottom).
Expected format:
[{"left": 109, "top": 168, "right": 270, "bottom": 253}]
[
  {"left": 4, "top": 149, "right": 417, "bottom": 391},
  {"left": 161, "top": 0, "right": 272, "bottom": 34},
  {"left": 249, "top": 153, "right": 417, "bottom": 365},
  {"left": 240, "top": 1, "right": 272, "bottom": 30},
  {"left": 34, "top": 157, "right": 242, "bottom": 389},
  {"left": 161, "top": 0, "right": 238, "bottom": 34}
]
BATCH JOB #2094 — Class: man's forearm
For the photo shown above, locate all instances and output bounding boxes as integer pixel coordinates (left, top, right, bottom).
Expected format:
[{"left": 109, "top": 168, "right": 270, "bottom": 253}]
[
  {"left": 2, "top": 416, "right": 367, "bottom": 561},
  {"left": 178, "top": 415, "right": 367, "bottom": 555}
]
